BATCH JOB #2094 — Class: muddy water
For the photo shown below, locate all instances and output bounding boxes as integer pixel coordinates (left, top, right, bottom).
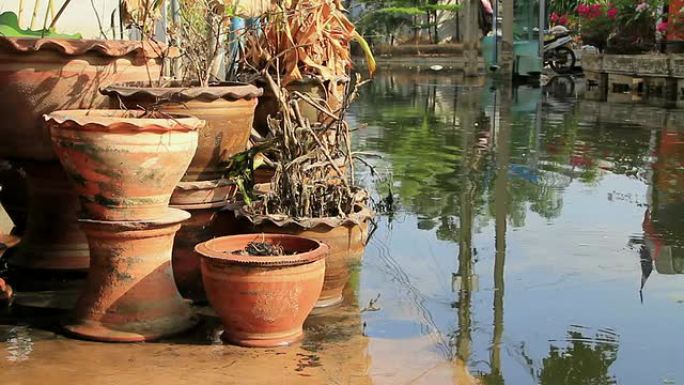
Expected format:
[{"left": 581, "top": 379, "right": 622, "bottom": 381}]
[{"left": 2, "top": 71, "right": 684, "bottom": 385}]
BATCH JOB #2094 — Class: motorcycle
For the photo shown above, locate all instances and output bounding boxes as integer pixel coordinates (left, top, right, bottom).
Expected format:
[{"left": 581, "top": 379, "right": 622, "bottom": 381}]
[{"left": 543, "top": 25, "right": 576, "bottom": 74}]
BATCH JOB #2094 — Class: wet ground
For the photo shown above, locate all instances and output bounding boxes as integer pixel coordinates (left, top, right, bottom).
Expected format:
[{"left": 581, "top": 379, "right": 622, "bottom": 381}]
[{"left": 1, "top": 70, "right": 684, "bottom": 384}]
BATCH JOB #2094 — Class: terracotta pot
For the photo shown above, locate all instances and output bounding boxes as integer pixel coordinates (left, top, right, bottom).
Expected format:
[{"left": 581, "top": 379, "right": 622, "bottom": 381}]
[
  {"left": 0, "top": 37, "right": 165, "bottom": 161},
  {"left": 252, "top": 222, "right": 368, "bottom": 308},
  {"left": 239, "top": 206, "right": 372, "bottom": 308},
  {"left": 170, "top": 179, "right": 237, "bottom": 206},
  {"left": 253, "top": 76, "right": 348, "bottom": 136},
  {"left": 170, "top": 201, "right": 228, "bottom": 303},
  {"left": 64, "top": 208, "right": 197, "bottom": 342},
  {"left": 46, "top": 110, "right": 202, "bottom": 221},
  {"left": 102, "top": 82, "right": 262, "bottom": 182},
  {"left": 8, "top": 162, "right": 90, "bottom": 271},
  {"left": 196, "top": 233, "right": 327, "bottom": 347}
]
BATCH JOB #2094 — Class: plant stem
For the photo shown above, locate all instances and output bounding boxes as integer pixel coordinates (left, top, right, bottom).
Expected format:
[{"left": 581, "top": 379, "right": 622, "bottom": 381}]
[{"left": 48, "top": 0, "right": 72, "bottom": 31}]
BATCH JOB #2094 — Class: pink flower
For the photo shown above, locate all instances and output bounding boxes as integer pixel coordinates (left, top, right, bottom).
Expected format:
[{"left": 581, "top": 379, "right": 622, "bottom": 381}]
[
  {"left": 607, "top": 7, "right": 618, "bottom": 19},
  {"left": 657, "top": 21, "right": 669, "bottom": 32},
  {"left": 550, "top": 12, "right": 560, "bottom": 23},
  {"left": 577, "top": 4, "right": 590, "bottom": 17},
  {"left": 636, "top": 3, "right": 649, "bottom": 12},
  {"left": 559, "top": 14, "right": 569, "bottom": 25}
]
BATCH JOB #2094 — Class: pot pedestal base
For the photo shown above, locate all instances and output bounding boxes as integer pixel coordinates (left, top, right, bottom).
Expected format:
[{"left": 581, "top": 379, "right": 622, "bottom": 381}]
[
  {"left": 68, "top": 209, "right": 196, "bottom": 342},
  {"left": 220, "top": 329, "right": 303, "bottom": 348},
  {"left": 315, "top": 295, "right": 343, "bottom": 308},
  {"left": 64, "top": 317, "right": 198, "bottom": 343}
]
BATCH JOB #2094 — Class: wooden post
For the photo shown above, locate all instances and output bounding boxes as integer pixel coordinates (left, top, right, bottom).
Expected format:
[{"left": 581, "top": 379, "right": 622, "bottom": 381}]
[
  {"left": 500, "top": 0, "right": 514, "bottom": 77},
  {"left": 458, "top": 0, "right": 481, "bottom": 76}
]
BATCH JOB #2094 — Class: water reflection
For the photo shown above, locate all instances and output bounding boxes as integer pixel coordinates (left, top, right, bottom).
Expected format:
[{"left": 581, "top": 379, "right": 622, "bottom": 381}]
[{"left": 353, "top": 70, "right": 683, "bottom": 384}]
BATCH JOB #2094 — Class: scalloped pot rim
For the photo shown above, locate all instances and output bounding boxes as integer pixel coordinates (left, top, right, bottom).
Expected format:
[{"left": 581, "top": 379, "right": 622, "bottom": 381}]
[
  {"left": 43, "top": 110, "right": 204, "bottom": 132},
  {"left": 195, "top": 233, "right": 328, "bottom": 267},
  {"left": 101, "top": 82, "right": 264, "bottom": 101},
  {"left": 0, "top": 36, "right": 170, "bottom": 59},
  {"left": 237, "top": 205, "right": 374, "bottom": 230}
]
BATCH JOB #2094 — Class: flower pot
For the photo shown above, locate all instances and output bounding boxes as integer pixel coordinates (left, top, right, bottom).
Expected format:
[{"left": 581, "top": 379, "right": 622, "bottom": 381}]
[
  {"left": 170, "top": 201, "right": 228, "bottom": 303},
  {"left": 170, "top": 179, "right": 237, "bottom": 206},
  {"left": 46, "top": 110, "right": 202, "bottom": 221},
  {"left": 64, "top": 208, "right": 197, "bottom": 342},
  {"left": 101, "top": 82, "right": 262, "bottom": 182},
  {"left": 196, "top": 233, "right": 327, "bottom": 347},
  {"left": 8, "top": 162, "right": 90, "bottom": 271},
  {"left": 0, "top": 37, "right": 166, "bottom": 161},
  {"left": 253, "top": 76, "right": 348, "bottom": 136},
  {"left": 239, "top": 207, "right": 372, "bottom": 308}
]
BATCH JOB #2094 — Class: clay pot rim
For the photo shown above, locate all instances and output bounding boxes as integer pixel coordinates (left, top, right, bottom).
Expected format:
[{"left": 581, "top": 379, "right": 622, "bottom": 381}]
[
  {"left": 175, "top": 179, "right": 235, "bottom": 191},
  {"left": 236, "top": 204, "right": 374, "bottom": 231},
  {"left": 170, "top": 201, "right": 230, "bottom": 210},
  {"left": 0, "top": 37, "right": 171, "bottom": 59},
  {"left": 44, "top": 109, "right": 204, "bottom": 132},
  {"left": 0, "top": 234, "right": 21, "bottom": 250},
  {"left": 78, "top": 208, "right": 191, "bottom": 230},
  {"left": 101, "top": 81, "right": 264, "bottom": 102},
  {"left": 196, "top": 233, "right": 328, "bottom": 266}
]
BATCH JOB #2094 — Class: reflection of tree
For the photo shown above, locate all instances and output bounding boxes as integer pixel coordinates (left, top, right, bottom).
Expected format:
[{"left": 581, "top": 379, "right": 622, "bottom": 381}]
[{"left": 538, "top": 330, "right": 619, "bottom": 385}]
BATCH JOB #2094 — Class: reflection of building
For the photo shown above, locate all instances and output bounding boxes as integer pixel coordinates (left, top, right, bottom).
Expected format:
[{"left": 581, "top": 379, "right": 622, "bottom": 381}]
[{"left": 642, "top": 127, "right": 684, "bottom": 280}]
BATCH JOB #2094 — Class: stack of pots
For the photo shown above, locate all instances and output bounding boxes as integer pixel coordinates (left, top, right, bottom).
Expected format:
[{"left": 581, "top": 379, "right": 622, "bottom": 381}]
[
  {"left": 46, "top": 109, "right": 203, "bottom": 342},
  {"left": 0, "top": 37, "right": 168, "bottom": 281},
  {"left": 100, "top": 82, "right": 263, "bottom": 302}
]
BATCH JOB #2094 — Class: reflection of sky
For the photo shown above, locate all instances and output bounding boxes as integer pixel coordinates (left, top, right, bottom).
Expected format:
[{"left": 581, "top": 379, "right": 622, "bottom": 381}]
[{"left": 352, "top": 73, "right": 683, "bottom": 385}]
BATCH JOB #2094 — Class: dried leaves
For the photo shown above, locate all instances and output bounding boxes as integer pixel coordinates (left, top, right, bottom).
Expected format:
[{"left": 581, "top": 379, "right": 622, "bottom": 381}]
[{"left": 243, "top": 0, "right": 375, "bottom": 85}]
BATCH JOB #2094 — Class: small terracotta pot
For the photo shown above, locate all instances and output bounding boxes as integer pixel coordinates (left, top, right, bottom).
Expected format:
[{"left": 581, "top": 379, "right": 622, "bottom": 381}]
[
  {"left": 254, "top": 76, "right": 347, "bottom": 136},
  {"left": 0, "top": 37, "right": 166, "bottom": 161},
  {"left": 170, "top": 201, "right": 228, "bottom": 302},
  {"left": 8, "top": 162, "right": 90, "bottom": 271},
  {"left": 239, "top": 206, "right": 371, "bottom": 308},
  {"left": 46, "top": 110, "right": 202, "bottom": 221},
  {"left": 252, "top": 222, "right": 368, "bottom": 308},
  {"left": 101, "top": 82, "right": 262, "bottom": 182},
  {"left": 196, "top": 234, "right": 327, "bottom": 347},
  {"left": 64, "top": 208, "right": 197, "bottom": 342},
  {"left": 170, "top": 179, "right": 237, "bottom": 206}
]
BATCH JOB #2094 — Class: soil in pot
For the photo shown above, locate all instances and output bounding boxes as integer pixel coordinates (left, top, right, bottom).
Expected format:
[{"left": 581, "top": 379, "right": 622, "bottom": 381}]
[
  {"left": 46, "top": 109, "right": 202, "bottom": 221},
  {"left": 101, "top": 81, "right": 262, "bottom": 182},
  {"left": 196, "top": 233, "right": 327, "bottom": 347}
]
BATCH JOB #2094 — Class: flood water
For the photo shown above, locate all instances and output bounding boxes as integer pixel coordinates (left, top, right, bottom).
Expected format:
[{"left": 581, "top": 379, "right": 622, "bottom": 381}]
[{"left": 2, "top": 71, "right": 684, "bottom": 385}]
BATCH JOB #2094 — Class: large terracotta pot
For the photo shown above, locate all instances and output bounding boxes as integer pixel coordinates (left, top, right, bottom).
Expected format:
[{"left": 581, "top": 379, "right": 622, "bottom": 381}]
[
  {"left": 170, "top": 201, "right": 228, "bottom": 303},
  {"left": 253, "top": 76, "right": 347, "bottom": 136},
  {"left": 46, "top": 110, "right": 202, "bottom": 221},
  {"left": 8, "top": 162, "right": 90, "bottom": 271},
  {"left": 240, "top": 207, "right": 372, "bottom": 308},
  {"left": 0, "top": 37, "right": 165, "bottom": 161},
  {"left": 196, "top": 233, "right": 327, "bottom": 347},
  {"left": 64, "top": 208, "right": 197, "bottom": 342},
  {"left": 101, "top": 82, "right": 262, "bottom": 182}
]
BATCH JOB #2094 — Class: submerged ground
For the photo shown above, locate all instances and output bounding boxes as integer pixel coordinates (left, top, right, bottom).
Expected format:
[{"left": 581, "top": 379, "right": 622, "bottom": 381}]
[{"left": 1, "top": 71, "right": 683, "bottom": 385}]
